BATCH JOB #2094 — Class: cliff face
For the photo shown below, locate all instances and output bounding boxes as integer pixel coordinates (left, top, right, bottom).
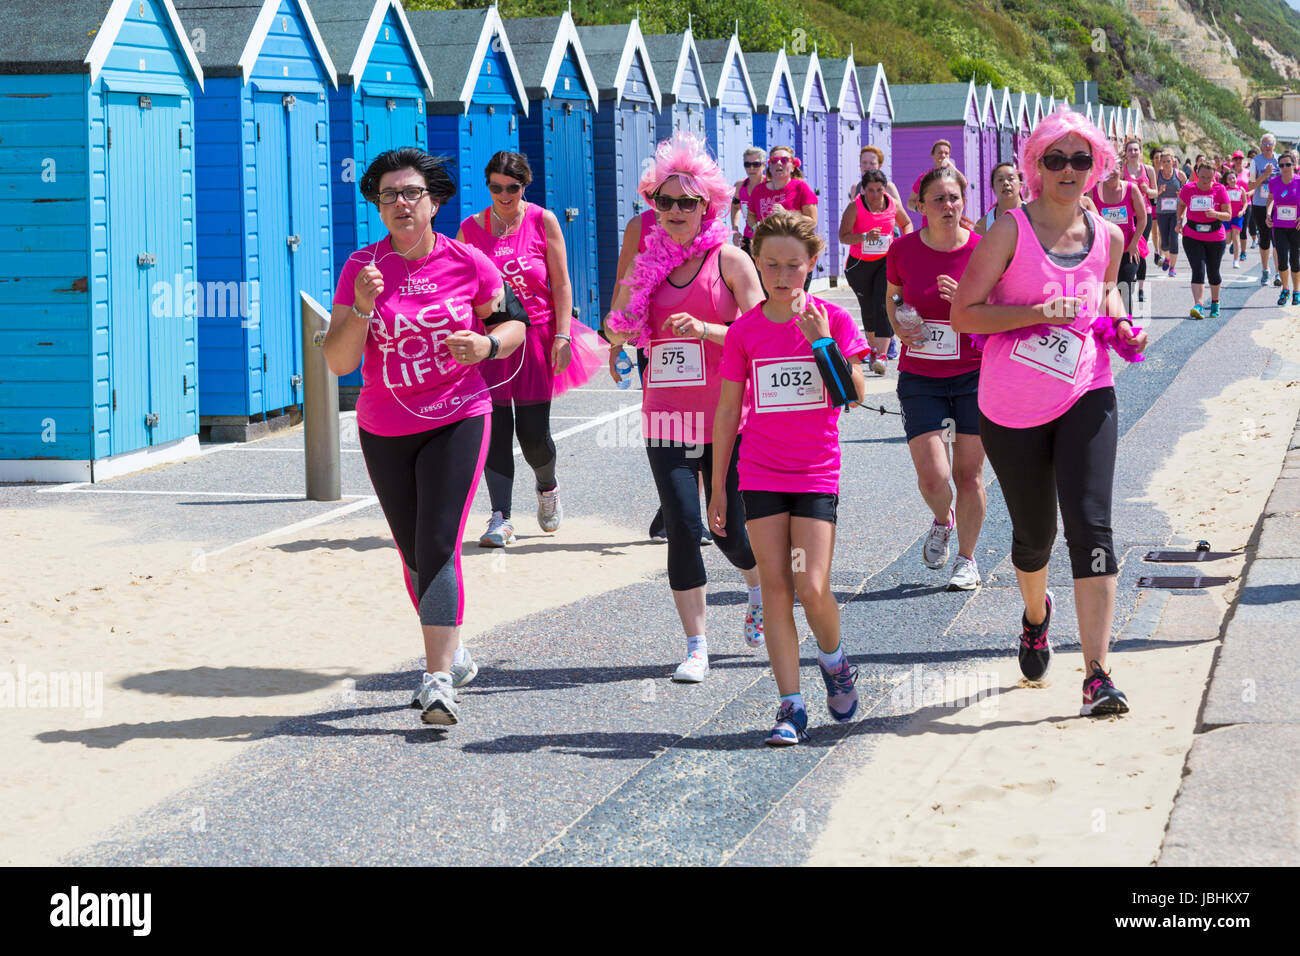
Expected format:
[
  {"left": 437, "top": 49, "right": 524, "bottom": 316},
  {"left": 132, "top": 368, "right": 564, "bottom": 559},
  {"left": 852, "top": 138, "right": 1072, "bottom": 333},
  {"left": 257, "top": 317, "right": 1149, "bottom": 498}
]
[{"left": 1129, "top": 0, "right": 1249, "bottom": 95}]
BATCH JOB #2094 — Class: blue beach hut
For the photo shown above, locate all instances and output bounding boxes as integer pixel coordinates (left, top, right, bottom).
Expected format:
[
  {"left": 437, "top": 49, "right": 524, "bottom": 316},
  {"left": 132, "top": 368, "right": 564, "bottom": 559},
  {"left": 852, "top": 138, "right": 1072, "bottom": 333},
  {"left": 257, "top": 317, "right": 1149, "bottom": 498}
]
[
  {"left": 313, "top": 0, "right": 434, "bottom": 396},
  {"left": 789, "top": 50, "right": 832, "bottom": 282},
  {"left": 178, "top": 0, "right": 337, "bottom": 433},
  {"left": 859, "top": 63, "right": 894, "bottom": 178},
  {"left": 407, "top": 5, "right": 528, "bottom": 238},
  {"left": 506, "top": 12, "right": 601, "bottom": 326},
  {"left": 695, "top": 31, "right": 756, "bottom": 183},
  {"left": 0, "top": 0, "right": 203, "bottom": 481},
  {"left": 745, "top": 49, "right": 800, "bottom": 153},
  {"left": 643, "top": 29, "right": 708, "bottom": 143},
  {"left": 574, "top": 19, "right": 661, "bottom": 315},
  {"left": 823, "top": 51, "right": 866, "bottom": 279}
]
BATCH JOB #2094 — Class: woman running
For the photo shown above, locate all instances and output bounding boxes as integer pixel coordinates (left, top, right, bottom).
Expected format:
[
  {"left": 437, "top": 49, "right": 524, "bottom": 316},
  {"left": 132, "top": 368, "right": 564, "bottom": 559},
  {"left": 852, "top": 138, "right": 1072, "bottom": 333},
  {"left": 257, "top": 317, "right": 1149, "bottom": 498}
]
[
  {"left": 886, "top": 165, "right": 986, "bottom": 591},
  {"left": 1089, "top": 162, "right": 1147, "bottom": 316},
  {"left": 1148, "top": 144, "right": 1166, "bottom": 264},
  {"left": 974, "top": 162, "right": 1024, "bottom": 235},
  {"left": 458, "top": 151, "right": 601, "bottom": 547},
  {"left": 1154, "top": 149, "right": 1186, "bottom": 279},
  {"left": 1178, "top": 158, "right": 1231, "bottom": 320},
  {"left": 746, "top": 147, "right": 819, "bottom": 294},
  {"left": 731, "top": 147, "right": 767, "bottom": 255},
  {"left": 1120, "top": 138, "right": 1157, "bottom": 304},
  {"left": 840, "top": 169, "right": 912, "bottom": 374},
  {"left": 907, "top": 139, "right": 955, "bottom": 216},
  {"left": 1230, "top": 151, "right": 1251, "bottom": 265},
  {"left": 849, "top": 145, "right": 904, "bottom": 208},
  {"left": 950, "top": 108, "right": 1148, "bottom": 717},
  {"left": 709, "top": 211, "right": 869, "bottom": 745},
  {"left": 1265, "top": 150, "right": 1300, "bottom": 306},
  {"left": 606, "top": 131, "right": 766, "bottom": 683},
  {"left": 325, "top": 148, "right": 526, "bottom": 726},
  {"left": 1221, "top": 166, "right": 1248, "bottom": 271}
]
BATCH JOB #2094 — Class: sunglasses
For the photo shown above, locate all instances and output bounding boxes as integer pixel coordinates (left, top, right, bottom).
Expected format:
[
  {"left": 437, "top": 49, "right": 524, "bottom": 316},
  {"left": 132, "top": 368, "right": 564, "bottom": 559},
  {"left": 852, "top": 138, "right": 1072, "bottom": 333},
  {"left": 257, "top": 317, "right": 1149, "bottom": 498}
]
[
  {"left": 1282, "top": 163, "right": 1296, "bottom": 169},
  {"left": 377, "top": 186, "right": 430, "bottom": 204},
  {"left": 769, "top": 156, "right": 793, "bottom": 166},
  {"left": 651, "top": 194, "right": 703, "bottom": 213},
  {"left": 1041, "top": 152, "right": 1094, "bottom": 172},
  {"left": 744, "top": 161, "right": 763, "bottom": 168},
  {"left": 488, "top": 182, "right": 523, "bottom": 195}
]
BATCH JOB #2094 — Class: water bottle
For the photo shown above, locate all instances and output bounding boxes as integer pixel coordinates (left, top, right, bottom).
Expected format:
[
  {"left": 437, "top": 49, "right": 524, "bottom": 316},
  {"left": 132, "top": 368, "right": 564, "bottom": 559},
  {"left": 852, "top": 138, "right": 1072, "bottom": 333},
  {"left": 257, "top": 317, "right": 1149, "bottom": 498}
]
[
  {"left": 892, "top": 295, "right": 924, "bottom": 334},
  {"left": 615, "top": 349, "right": 634, "bottom": 390}
]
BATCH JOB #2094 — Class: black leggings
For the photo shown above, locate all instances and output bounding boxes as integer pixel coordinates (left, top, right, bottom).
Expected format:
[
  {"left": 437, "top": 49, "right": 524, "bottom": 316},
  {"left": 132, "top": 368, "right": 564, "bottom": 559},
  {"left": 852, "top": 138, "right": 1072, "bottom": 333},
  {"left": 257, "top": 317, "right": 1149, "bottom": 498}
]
[
  {"left": 1274, "top": 227, "right": 1300, "bottom": 274},
  {"left": 1183, "top": 236, "right": 1226, "bottom": 286},
  {"left": 1117, "top": 253, "right": 1138, "bottom": 315},
  {"left": 844, "top": 256, "right": 891, "bottom": 337},
  {"left": 1244, "top": 204, "right": 1256, "bottom": 238},
  {"left": 1136, "top": 217, "right": 1152, "bottom": 281},
  {"left": 359, "top": 415, "right": 489, "bottom": 626},
  {"left": 1157, "top": 212, "right": 1180, "bottom": 255},
  {"left": 979, "top": 387, "right": 1117, "bottom": 580},
  {"left": 1256, "top": 210, "right": 1273, "bottom": 250},
  {"left": 484, "top": 401, "right": 556, "bottom": 518},
  {"left": 646, "top": 439, "right": 756, "bottom": 590}
]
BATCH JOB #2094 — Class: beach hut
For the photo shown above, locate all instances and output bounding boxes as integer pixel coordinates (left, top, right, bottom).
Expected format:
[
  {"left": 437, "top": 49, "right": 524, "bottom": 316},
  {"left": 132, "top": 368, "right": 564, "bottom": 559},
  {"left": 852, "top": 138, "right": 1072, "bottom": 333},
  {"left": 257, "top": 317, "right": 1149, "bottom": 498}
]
[
  {"left": 506, "top": 13, "right": 600, "bottom": 326},
  {"left": 313, "top": 0, "right": 433, "bottom": 395},
  {"left": 1084, "top": 100, "right": 1095, "bottom": 128},
  {"left": 1134, "top": 108, "right": 1144, "bottom": 142},
  {"left": 575, "top": 20, "right": 660, "bottom": 313},
  {"left": 997, "top": 88, "right": 1015, "bottom": 163},
  {"left": 0, "top": 0, "right": 203, "bottom": 481},
  {"left": 407, "top": 6, "right": 527, "bottom": 237},
  {"left": 823, "top": 51, "right": 866, "bottom": 279},
  {"left": 1013, "top": 91, "right": 1031, "bottom": 161},
  {"left": 1031, "top": 92, "right": 1044, "bottom": 129},
  {"left": 695, "top": 32, "right": 756, "bottom": 183},
  {"left": 890, "top": 80, "right": 982, "bottom": 227},
  {"left": 643, "top": 29, "right": 708, "bottom": 143},
  {"left": 978, "top": 84, "right": 999, "bottom": 214},
  {"left": 861, "top": 63, "right": 895, "bottom": 178},
  {"left": 745, "top": 49, "right": 800, "bottom": 152},
  {"left": 788, "top": 51, "right": 831, "bottom": 281},
  {"left": 178, "top": 0, "right": 336, "bottom": 433}
]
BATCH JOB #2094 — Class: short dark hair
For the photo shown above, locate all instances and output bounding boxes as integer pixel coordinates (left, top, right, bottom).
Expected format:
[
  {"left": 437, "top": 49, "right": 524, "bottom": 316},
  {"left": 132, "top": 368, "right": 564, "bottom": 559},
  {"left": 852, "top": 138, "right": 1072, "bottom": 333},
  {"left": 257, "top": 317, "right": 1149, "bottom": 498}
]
[
  {"left": 989, "top": 161, "right": 1018, "bottom": 189},
  {"left": 919, "top": 164, "right": 966, "bottom": 203},
  {"left": 859, "top": 169, "right": 888, "bottom": 191},
  {"left": 359, "top": 148, "right": 457, "bottom": 210},
  {"left": 485, "top": 150, "right": 533, "bottom": 186}
]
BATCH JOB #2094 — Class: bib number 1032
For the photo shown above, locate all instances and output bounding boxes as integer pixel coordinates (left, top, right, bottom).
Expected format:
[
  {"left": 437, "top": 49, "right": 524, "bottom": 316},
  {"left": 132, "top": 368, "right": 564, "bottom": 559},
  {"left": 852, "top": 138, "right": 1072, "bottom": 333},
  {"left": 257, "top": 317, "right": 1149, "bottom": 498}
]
[
  {"left": 754, "top": 358, "right": 826, "bottom": 413},
  {"left": 1009, "top": 327, "right": 1086, "bottom": 384}
]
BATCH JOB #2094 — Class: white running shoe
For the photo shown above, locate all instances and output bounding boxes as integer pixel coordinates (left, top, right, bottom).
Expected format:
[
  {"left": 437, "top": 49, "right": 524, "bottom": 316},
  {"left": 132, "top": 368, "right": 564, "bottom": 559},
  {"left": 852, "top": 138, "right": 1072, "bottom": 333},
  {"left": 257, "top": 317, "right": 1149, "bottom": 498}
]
[
  {"left": 451, "top": 647, "right": 479, "bottom": 688},
  {"left": 415, "top": 673, "right": 460, "bottom": 726},
  {"left": 536, "top": 486, "right": 562, "bottom": 533},
  {"left": 479, "top": 511, "right": 516, "bottom": 548},
  {"left": 871, "top": 355, "right": 887, "bottom": 375},
  {"left": 922, "top": 510, "right": 954, "bottom": 569},
  {"left": 672, "top": 651, "right": 709, "bottom": 683},
  {"left": 948, "top": 555, "right": 981, "bottom": 591}
]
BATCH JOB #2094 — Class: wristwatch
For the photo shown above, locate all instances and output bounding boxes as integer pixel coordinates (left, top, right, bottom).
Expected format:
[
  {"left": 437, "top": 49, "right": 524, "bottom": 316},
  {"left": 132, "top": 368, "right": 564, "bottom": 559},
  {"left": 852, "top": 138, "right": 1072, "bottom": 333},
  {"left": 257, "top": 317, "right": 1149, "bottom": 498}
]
[{"left": 486, "top": 334, "right": 500, "bottom": 360}]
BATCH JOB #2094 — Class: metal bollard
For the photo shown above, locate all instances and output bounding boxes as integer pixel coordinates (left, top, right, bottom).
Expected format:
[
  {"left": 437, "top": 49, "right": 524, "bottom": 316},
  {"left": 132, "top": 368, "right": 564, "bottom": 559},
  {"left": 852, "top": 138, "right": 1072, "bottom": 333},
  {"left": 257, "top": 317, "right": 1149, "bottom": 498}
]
[{"left": 300, "top": 290, "right": 340, "bottom": 501}]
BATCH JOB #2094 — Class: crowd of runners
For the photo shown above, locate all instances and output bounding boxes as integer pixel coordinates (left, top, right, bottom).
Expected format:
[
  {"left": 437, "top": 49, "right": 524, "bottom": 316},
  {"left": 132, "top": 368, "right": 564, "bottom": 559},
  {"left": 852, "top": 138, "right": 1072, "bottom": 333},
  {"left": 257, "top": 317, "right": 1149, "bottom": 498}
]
[{"left": 321, "top": 108, "right": 1292, "bottom": 745}]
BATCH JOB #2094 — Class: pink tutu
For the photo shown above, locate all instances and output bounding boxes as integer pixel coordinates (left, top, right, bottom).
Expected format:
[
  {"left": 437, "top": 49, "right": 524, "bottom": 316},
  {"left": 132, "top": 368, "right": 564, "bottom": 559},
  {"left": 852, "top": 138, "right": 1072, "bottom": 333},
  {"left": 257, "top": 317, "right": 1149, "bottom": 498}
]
[{"left": 553, "top": 320, "right": 609, "bottom": 399}]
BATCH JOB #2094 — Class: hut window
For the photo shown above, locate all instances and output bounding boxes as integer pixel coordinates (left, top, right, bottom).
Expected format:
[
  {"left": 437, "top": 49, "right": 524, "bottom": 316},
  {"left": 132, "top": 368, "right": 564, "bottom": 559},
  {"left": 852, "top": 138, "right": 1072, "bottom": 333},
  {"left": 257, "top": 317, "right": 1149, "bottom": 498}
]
[{"left": 282, "top": 17, "right": 288, "bottom": 31}]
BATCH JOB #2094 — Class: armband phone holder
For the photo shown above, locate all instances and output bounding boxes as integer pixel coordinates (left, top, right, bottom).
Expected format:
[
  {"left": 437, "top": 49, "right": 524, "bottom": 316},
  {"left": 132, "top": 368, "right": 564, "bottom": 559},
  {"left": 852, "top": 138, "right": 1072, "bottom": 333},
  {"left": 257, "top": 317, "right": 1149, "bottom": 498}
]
[{"left": 810, "top": 337, "right": 856, "bottom": 409}]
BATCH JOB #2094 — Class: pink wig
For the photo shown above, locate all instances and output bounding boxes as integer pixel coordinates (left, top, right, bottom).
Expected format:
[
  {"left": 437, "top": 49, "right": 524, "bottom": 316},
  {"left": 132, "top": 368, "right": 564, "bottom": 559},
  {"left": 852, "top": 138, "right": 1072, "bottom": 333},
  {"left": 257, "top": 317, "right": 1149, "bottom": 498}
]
[
  {"left": 637, "top": 130, "right": 733, "bottom": 222},
  {"left": 1019, "top": 106, "right": 1116, "bottom": 199}
]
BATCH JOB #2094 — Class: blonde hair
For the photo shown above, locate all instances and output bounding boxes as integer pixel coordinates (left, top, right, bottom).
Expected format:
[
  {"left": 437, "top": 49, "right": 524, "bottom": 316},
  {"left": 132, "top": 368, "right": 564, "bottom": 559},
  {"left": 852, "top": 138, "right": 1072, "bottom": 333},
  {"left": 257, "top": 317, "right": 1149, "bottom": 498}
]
[
  {"left": 767, "top": 145, "right": 805, "bottom": 180},
  {"left": 752, "top": 210, "right": 825, "bottom": 260}
]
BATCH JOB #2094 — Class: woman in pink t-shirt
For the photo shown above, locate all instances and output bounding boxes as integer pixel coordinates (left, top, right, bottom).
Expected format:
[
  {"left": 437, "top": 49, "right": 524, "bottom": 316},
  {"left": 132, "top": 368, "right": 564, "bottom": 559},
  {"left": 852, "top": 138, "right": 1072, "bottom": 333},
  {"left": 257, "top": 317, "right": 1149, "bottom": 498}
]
[
  {"left": 605, "top": 131, "right": 766, "bottom": 684},
  {"left": 710, "top": 212, "right": 869, "bottom": 746},
  {"left": 1177, "top": 160, "right": 1232, "bottom": 319},
  {"left": 745, "top": 145, "right": 819, "bottom": 291},
  {"left": 951, "top": 109, "right": 1148, "bottom": 719},
  {"left": 325, "top": 148, "right": 524, "bottom": 729},
  {"left": 731, "top": 147, "right": 767, "bottom": 255}
]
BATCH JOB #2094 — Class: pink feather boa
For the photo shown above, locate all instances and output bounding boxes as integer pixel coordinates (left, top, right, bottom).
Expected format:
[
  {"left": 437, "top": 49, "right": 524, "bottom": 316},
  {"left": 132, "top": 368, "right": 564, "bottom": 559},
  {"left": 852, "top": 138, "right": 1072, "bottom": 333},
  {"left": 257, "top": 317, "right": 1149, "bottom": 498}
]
[
  {"left": 969, "top": 313, "right": 1144, "bottom": 363},
  {"left": 606, "top": 216, "right": 732, "bottom": 349}
]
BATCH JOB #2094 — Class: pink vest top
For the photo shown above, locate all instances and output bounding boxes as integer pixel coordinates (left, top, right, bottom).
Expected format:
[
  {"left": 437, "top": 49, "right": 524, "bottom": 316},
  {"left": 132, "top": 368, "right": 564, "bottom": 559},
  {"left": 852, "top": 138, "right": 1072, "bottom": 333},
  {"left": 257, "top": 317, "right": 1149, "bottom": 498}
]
[
  {"left": 460, "top": 203, "right": 555, "bottom": 325},
  {"left": 849, "top": 193, "right": 898, "bottom": 261},
  {"left": 1123, "top": 162, "right": 1153, "bottom": 212},
  {"left": 636, "top": 208, "right": 656, "bottom": 253},
  {"left": 979, "top": 206, "right": 1114, "bottom": 429},
  {"left": 737, "top": 180, "right": 756, "bottom": 238},
  {"left": 1089, "top": 181, "right": 1139, "bottom": 246}
]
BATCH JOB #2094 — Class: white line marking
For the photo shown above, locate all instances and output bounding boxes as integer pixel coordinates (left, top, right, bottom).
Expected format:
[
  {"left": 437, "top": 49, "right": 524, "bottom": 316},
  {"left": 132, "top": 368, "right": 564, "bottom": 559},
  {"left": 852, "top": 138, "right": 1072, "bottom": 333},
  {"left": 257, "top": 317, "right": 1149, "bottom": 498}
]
[
  {"left": 222, "top": 447, "right": 364, "bottom": 453},
  {"left": 36, "top": 481, "right": 91, "bottom": 494},
  {"left": 38, "top": 488, "right": 368, "bottom": 499},
  {"left": 205, "top": 496, "right": 381, "bottom": 559},
  {"left": 512, "top": 404, "right": 638, "bottom": 457}
]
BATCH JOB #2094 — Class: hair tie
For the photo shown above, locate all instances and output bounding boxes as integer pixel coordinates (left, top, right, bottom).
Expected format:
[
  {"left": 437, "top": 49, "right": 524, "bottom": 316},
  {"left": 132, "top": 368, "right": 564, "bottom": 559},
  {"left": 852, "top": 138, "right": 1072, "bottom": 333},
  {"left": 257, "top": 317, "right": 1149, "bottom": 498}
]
[{"left": 793, "top": 158, "right": 802, "bottom": 169}]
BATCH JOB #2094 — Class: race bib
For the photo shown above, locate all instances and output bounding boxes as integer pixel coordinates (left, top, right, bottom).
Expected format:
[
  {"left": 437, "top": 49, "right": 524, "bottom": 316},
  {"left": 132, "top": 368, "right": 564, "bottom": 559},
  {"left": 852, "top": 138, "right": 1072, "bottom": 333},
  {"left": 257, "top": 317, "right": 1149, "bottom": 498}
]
[
  {"left": 858, "top": 231, "right": 891, "bottom": 256},
  {"left": 1101, "top": 206, "right": 1129, "bottom": 224},
  {"left": 1160, "top": 197, "right": 1178, "bottom": 213},
  {"left": 1009, "top": 327, "right": 1086, "bottom": 385},
  {"left": 908, "top": 319, "right": 959, "bottom": 360},
  {"left": 1228, "top": 189, "right": 1243, "bottom": 202},
  {"left": 1189, "top": 195, "right": 1214, "bottom": 212},
  {"left": 646, "top": 339, "right": 706, "bottom": 388},
  {"left": 1278, "top": 205, "right": 1298, "bottom": 224},
  {"left": 753, "top": 358, "right": 826, "bottom": 413}
]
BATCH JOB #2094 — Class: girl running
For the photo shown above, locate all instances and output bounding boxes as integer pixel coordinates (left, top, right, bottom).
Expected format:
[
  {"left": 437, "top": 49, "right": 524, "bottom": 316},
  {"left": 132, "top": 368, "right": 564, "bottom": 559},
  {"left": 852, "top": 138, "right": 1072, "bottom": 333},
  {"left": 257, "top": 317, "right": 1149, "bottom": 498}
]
[
  {"left": 886, "top": 166, "right": 986, "bottom": 591},
  {"left": 1265, "top": 151, "right": 1300, "bottom": 306},
  {"left": 1221, "top": 166, "right": 1247, "bottom": 271},
  {"left": 325, "top": 148, "right": 526, "bottom": 727},
  {"left": 1121, "top": 138, "right": 1157, "bottom": 304},
  {"left": 1089, "top": 162, "right": 1147, "bottom": 316},
  {"left": 731, "top": 147, "right": 767, "bottom": 255},
  {"left": 951, "top": 108, "right": 1148, "bottom": 718},
  {"left": 1154, "top": 150, "right": 1186, "bottom": 279},
  {"left": 840, "top": 169, "right": 912, "bottom": 374},
  {"left": 605, "top": 132, "right": 767, "bottom": 683},
  {"left": 709, "top": 211, "right": 870, "bottom": 746},
  {"left": 1178, "top": 158, "right": 1232, "bottom": 319}
]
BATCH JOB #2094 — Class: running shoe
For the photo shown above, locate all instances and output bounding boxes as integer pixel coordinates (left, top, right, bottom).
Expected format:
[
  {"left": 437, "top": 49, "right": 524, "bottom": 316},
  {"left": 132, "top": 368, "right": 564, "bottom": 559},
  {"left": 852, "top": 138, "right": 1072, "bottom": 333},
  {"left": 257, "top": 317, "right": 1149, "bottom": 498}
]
[
  {"left": 1241, "top": 251, "right": 1248, "bottom": 262},
  {"left": 744, "top": 601, "right": 764, "bottom": 648},
  {"left": 1209, "top": 301, "right": 1220, "bottom": 318},
  {"left": 870, "top": 354, "right": 887, "bottom": 375},
  {"left": 536, "top": 486, "right": 562, "bottom": 533},
  {"left": 764, "top": 700, "right": 809, "bottom": 746},
  {"left": 701, "top": 527, "right": 713, "bottom": 546},
  {"left": 921, "top": 509, "right": 955, "bottom": 569},
  {"left": 1275, "top": 275, "right": 1284, "bottom": 287},
  {"left": 1168, "top": 268, "right": 1177, "bottom": 279},
  {"left": 479, "top": 511, "right": 516, "bottom": 548},
  {"left": 1137, "top": 290, "right": 1145, "bottom": 303},
  {"left": 1231, "top": 256, "right": 1239, "bottom": 269},
  {"left": 819, "top": 656, "right": 859, "bottom": 722},
  {"left": 1261, "top": 270, "right": 1270, "bottom": 286},
  {"left": 649, "top": 509, "right": 667, "bottom": 542},
  {"left": 1080, "top": 659, "right": 1130, "bottom": 717},
  {"left": 1293, "top": 291, "right": 1300, "bottom": 306},
  {"left": 415, "top": 673, "right": 460, "bottom": 726},
  {"left": 451, "top": 648, "right": 479, "bottom": 689},
  {"left": 887, "top": 338, "right": 899, "bottom": 360},
  {"left": 1279, "top": 289, "right": 1290, "bottom": 307},
  {"left": 1189, "top": 303, "right": 1204, "bottom": 320},
  {"left": 672, "top": 651, "right": 709, "bottom": 683},
  {"left": 948, "top": 555, "right": 981, "bottom": 591},
  {"left": 1018, "top": 590, "right": 1054, "bottom": 682}
]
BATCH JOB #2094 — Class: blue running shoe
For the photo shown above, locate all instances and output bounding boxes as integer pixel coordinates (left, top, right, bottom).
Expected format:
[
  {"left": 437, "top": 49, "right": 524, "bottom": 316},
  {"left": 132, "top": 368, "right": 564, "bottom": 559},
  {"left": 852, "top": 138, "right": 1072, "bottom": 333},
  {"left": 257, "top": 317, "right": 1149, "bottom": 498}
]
[
  {"left": 819, "top": 657, "right": 859, "bottom": 722},
  {"left": 764, "top": 701, "right": 809, "bottom": 746},
  {"left": 887, "top": 337, "right": 899, "bottom": 360}
]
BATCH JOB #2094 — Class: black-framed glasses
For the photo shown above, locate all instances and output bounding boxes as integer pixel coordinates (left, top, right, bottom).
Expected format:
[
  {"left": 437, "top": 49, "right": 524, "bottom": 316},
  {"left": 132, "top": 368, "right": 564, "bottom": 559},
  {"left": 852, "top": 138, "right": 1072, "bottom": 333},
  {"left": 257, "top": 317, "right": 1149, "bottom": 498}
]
[
  {"left": 1282, "top": 163, "right": 1295, "bottom": 169},
  {"left": 488, "top": 182, "right": 523, "bottom": 195},
  {"left": 377, "top": 186, "right": 430, "bottom": 204},
  {"left": 743, "top": 161, "right": 763, "bottom": 168},
  {"left": 651, "top": 194, "right": 702, "bottom": 213},
  {"left": 1041, "top": 152, "right": 1094, "bottom": 172}
]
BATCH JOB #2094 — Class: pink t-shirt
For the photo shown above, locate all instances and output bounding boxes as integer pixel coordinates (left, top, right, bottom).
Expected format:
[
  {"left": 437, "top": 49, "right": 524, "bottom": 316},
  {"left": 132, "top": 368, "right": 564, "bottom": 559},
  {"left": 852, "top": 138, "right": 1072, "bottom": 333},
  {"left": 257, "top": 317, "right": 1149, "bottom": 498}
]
[
  {"left": 746, "top": 179, "right": 818, "bottom": 223},
  {"left": 460, "top": 203, "right": 554, "bottom": 326},
  {"left": 978, "top": 207, "right": 1115, "bottom": 429},
  {"left": 885, "top": 229, "right": 982, "bottom": 378},
  {"left": 335, "top": 234, "right": 504, "bottom": 436},
  {"left": 641, "top": 246, "right": 744, "bottom": 444},
  {"left": 1226, "top": 178, "right": 1248, "bottom": 218},
  {"left": 719, "top": 298, "right": 869, "bottom": 493},
  {"left": 1179, "top": 182, "right": 1229, "bottom": 242}
]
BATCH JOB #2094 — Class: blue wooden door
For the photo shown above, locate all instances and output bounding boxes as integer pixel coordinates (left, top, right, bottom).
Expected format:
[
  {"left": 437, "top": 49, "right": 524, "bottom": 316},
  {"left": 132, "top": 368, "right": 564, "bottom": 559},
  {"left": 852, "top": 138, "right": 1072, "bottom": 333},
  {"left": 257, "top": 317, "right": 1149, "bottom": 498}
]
[
  {"left": 286, "top": 93, "right": 329, "bottom": 412},
  {"left": 624, "top": 102, "right": 656, "bottom": 224},
  {"left": 551, "top": 101, "right": 598, "bottom": 325},
  {"left": 142, "top": 95, "right": 186, "bottom": 445},
  {"left": 254, "top": 91, "right": 293, "bottom": 414},
  {"left": 359, "top": 95, "right": 392, "bottom": 246}
]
